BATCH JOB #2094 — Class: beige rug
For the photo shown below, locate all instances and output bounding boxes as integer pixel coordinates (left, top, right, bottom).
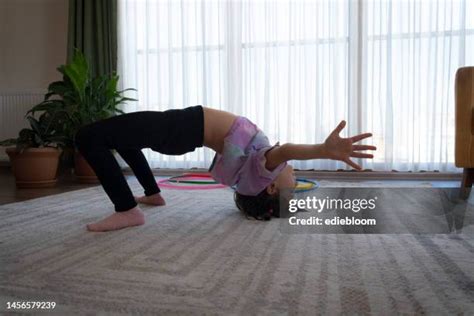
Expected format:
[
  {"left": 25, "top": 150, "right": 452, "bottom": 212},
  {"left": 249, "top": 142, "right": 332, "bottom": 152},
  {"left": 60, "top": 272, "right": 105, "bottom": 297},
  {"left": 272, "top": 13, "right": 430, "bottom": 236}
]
[{"left": 0, "top": 179, "right": 473, "bottom": 315}]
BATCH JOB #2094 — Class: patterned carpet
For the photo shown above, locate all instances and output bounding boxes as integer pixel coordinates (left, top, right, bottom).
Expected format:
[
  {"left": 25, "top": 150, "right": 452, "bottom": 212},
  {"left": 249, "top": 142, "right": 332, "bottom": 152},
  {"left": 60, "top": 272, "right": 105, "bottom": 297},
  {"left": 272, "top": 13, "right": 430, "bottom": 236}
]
[{"left": 1, "top": 179, "right": 474, "bottom": 315}]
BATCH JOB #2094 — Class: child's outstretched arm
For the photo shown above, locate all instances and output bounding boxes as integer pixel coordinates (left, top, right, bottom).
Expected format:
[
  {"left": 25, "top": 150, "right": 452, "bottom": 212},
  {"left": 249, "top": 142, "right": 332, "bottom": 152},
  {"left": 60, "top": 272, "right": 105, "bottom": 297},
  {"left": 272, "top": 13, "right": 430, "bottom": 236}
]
[{"left": 265, "top": 120, "right": 376, "bottom": 170}]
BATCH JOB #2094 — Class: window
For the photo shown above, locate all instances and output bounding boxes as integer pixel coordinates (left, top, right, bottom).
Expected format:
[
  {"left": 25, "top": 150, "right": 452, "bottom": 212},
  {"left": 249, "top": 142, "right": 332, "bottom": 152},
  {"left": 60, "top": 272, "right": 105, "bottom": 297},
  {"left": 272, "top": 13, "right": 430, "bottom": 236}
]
[{"left": 118, "top": 0, "right": 473, "bottom": 171}]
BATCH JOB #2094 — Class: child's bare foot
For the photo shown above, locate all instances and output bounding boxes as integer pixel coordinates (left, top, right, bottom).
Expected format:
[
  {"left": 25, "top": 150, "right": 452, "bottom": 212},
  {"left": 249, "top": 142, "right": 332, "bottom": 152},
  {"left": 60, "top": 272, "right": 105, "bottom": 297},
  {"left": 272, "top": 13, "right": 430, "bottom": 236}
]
[
  {"left": 134, "top": 192, "right": 166, "bottom": 206},
  {"left": 86, "top": 207, "right": 145, "bottom": 232}
]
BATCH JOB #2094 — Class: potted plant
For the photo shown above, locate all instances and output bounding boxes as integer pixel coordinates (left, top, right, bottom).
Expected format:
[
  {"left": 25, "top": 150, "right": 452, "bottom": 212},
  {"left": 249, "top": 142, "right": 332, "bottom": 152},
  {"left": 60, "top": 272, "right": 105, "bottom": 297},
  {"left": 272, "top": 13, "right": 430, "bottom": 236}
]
[
  {"left": 27, "top": 50, "right": 135, "bottom": 183},
  {"left": 0, "top": 111, "right": 66, "bottom": 188}
]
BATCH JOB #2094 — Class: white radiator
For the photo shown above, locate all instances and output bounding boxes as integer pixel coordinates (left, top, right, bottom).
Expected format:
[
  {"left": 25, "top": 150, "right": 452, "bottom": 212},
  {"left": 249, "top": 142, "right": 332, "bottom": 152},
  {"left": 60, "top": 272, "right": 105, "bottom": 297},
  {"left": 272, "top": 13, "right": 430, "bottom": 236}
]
[{"left": 0, "top": 92, "right": 45, "bottom": 162}]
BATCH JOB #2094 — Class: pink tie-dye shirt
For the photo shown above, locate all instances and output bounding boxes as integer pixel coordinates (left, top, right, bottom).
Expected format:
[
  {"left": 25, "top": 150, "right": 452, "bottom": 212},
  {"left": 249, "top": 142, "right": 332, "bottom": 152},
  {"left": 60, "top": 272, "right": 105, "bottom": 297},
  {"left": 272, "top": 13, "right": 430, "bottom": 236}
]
[{"left": 209, "top": 116, "right": 287, "bottom": 196}]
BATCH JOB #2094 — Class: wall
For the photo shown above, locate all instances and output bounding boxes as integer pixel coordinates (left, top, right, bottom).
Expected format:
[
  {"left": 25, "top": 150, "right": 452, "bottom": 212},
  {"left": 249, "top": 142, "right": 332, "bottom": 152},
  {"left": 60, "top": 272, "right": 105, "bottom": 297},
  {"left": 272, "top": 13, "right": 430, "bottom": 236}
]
[
  {"left": 0, "top": 0, "right": 69, "bottom": 94},
  {"left": 0, "top": 0, "right": 68, "bottom": 162}
]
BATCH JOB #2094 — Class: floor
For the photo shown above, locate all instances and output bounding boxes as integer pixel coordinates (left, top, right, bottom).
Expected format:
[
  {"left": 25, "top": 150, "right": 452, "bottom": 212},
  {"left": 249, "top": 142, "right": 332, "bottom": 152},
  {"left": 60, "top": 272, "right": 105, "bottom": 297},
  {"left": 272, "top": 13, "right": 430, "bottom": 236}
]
[
  {"left": 0, "top": 166, "right": 462, "bottom": 206},
  {"left": 1, "top": 175, "right": 473, "bottom": 314},
  {"left": 0, "top": 167, "right": 132, "bottom": 206}
]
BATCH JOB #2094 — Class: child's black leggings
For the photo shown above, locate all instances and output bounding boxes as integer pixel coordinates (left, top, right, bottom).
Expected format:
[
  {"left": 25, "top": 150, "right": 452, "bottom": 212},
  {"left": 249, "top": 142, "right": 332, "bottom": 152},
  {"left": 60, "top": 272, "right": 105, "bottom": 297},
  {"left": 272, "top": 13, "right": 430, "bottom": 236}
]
[{"left": 75, "top": 105, "right": 204, "bottom": 212}]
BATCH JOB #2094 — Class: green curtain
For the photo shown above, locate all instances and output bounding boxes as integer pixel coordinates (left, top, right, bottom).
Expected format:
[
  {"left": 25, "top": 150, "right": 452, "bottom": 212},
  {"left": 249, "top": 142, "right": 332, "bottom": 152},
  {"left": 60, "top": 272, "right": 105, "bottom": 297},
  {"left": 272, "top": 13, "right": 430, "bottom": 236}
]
[{"left": 67, "top": 0, "right": 117, "bottom": 77}]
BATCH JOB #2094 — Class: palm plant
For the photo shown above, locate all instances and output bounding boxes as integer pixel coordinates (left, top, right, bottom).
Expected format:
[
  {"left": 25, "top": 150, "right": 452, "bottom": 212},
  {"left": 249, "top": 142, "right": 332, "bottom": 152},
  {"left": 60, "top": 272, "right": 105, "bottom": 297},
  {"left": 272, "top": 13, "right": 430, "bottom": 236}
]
[
  {"left": 0, "top": 50, "right": 135, "bottom": 185},
  {"left": 27, "top": 51, "right": 135, "bottom": 148}
]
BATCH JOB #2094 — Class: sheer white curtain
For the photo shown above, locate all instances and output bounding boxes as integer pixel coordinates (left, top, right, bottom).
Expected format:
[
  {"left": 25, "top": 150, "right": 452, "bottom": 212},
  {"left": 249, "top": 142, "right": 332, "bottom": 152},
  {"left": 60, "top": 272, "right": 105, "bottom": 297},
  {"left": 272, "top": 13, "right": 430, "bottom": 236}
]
[
  {"left": 362, "top": 0, "right": 474, "bottom": 172},
  {"left": 118, "top": 0, "right": 473, "bottom": 171}
]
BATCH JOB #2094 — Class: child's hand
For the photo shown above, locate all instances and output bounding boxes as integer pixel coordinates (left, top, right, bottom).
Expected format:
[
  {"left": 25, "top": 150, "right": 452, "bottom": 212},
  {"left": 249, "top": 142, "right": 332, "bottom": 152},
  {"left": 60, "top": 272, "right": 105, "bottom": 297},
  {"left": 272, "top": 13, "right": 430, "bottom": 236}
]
[{"left": 324, "top": 120, "right": 376, "bottom": 170}]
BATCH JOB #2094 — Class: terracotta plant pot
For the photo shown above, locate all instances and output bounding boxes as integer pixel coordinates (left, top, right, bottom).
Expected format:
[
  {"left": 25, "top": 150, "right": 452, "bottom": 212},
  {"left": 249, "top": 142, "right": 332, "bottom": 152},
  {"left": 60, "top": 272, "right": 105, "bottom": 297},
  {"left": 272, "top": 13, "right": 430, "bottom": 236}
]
[
  {"left": 74, "top": 150, "right": 99, "bottom": 183},
  {"left": 6, "top": 147, "right": 61, "bottom": 188}
]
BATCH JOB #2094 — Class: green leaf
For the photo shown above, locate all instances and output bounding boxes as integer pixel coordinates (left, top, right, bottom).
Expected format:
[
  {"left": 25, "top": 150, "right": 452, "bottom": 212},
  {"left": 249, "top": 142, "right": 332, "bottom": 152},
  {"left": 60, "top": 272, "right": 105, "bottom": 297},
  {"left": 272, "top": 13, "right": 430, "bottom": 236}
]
[
  {"left": 0, "top": 138, "right": 18, "bottom": 146},
  {"left": 57, "top": 65, "right": 66, "bottom": 76},
  {"left": 118, "top": 88, "right": 137, "bottom": 93},
  {"left": 63, "top": 51, "right": 90, "bottom": 100},
  {"left": 106, "top": 76, "right": 119, "bottom": 94},
  {"left": 26, "top": 100, "right": 64, "bottom": 116},
  {"left": 34, "top": 134, "right": 43, "bottom": 146},
  {"left": 19, "top": 128, "right": 33, "bottom": 139},
  {"left": 116, "top": 97, "right": 138, "bottom": 103},
  {"left": 26, "top": 116, "right": 42, "bottom": 134},
  {"left": 19, "top": 48, "right": 136, "bottom": 149},
  {"left": 46, "top": 81, "right": 71, "bottom": 98}
]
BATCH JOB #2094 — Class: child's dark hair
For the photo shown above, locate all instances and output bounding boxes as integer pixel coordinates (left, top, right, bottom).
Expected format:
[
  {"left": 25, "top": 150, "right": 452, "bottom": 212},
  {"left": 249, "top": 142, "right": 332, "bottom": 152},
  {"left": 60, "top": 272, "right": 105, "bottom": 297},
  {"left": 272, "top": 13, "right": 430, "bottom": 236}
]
[{"left": 234, "top": 189, "right": 281, "bottom": 220}]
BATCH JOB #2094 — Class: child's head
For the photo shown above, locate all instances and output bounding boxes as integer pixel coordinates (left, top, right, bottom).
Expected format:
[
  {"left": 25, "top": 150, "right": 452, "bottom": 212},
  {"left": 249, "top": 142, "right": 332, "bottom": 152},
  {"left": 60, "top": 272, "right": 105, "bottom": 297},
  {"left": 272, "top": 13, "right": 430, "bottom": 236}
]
[{"left": 234, "top": 164, "right": 296, "bottom": 220}]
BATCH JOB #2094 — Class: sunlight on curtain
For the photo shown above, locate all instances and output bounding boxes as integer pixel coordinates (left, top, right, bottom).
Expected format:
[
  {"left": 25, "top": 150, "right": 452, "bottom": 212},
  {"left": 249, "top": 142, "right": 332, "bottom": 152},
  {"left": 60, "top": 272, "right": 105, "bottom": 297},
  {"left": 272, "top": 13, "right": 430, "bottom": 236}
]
[
  {"left": 118, "top": 0, "right": 223, "bottom": 168},
  {"left": 118, "top": 0, "right": 473, "bottom": 171},
  {"left": 240, "top": 1, "right": 350, "bottom": 171},
  {"left": 363, "top": 0, "right": 473, "bottom": 171}
]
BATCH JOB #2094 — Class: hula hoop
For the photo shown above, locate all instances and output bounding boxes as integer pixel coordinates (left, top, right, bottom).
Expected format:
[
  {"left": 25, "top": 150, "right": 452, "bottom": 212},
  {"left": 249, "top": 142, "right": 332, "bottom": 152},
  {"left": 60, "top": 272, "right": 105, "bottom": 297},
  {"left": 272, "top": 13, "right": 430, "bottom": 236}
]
[
  {"left": 158, "top": 174, "right": 227, "bottom": 190},
  {"left": 158, "top": 173, "right": 318, "bottom": 192},
  {"left": 230, "top": 178, "right": 319, "bottom": 193},
  {"left": 181, "top": 173, "right": 214, "bottom": 178},
  {"left": 167, "top": 177, "right": 219, "bottom": 184},
  {"left": 295, "top": 178, "right": 319, "bottom": 193}
]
